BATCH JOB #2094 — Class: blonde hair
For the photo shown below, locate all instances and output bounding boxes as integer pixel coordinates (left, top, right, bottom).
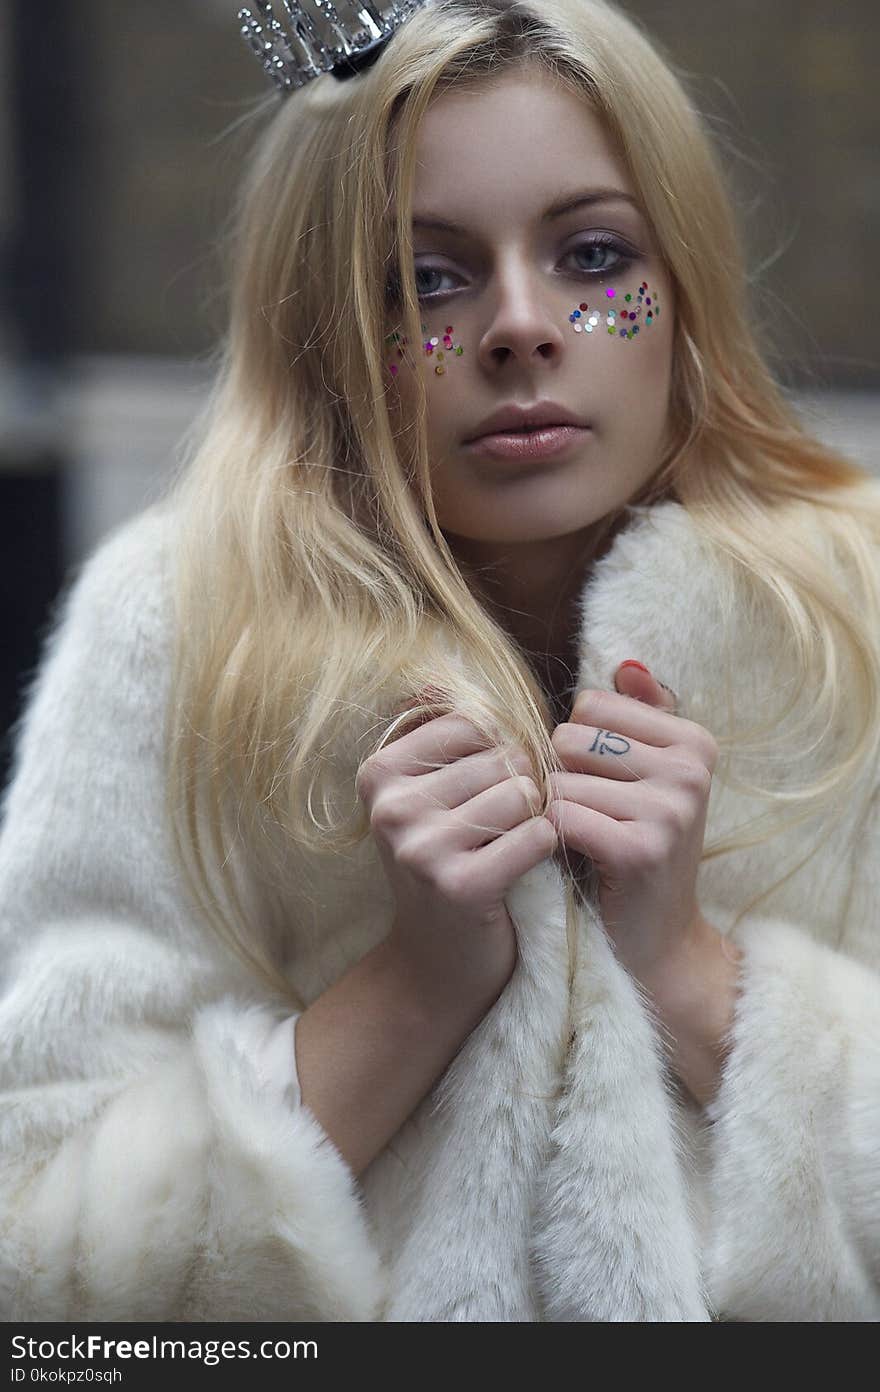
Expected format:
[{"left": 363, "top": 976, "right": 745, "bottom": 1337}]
[{"left": 162, "top": 0, "right": 880, "bottom": 1009}]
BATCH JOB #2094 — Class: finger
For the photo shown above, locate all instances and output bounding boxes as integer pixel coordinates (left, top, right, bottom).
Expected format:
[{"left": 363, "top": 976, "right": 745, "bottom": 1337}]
[
  {"left": 396, "top": 744, "right": 535, "bottom": 813},
  {"left": 549, "top": 772, "right": 698, "bottom": 832},
  {"left": 545, "top": 798, "right": 622, "bottom": 866},
  {"left": 377, "top": 712, "right": 497, "bottom": 775},
  {"left": 551, "top": 722, "right": 658, "bottom": 781},
  {"left": 613, "top": 661, "right": 678, "bottom": 712},
  {"left": 570, "top": 686, "right": 696, "bottom": 749},
  {"left": 548, "top": 773, "right": 640, "bottom": 820},
  {"left": 445, "top": 773, "right": 544, "bottom": 848}
]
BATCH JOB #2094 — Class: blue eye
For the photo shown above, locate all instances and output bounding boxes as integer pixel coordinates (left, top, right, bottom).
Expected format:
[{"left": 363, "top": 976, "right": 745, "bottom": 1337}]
[
  {"left": 385, "top": 265, "right": 458, "bottom": 305},
  {"left": 566, "top": 233, "right": 633, "bottom": 276},
  {"left": 414, "top": 266, "right": 457, "bottom": 299},
  {"left": 399, "top": 233, "right": 636, "bottom": 304}
]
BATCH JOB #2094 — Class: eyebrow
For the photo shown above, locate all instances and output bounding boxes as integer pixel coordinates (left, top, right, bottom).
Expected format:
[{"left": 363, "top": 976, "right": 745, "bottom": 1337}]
[{"left": 412, "top": 188, "right": 641, "bottom": 234}]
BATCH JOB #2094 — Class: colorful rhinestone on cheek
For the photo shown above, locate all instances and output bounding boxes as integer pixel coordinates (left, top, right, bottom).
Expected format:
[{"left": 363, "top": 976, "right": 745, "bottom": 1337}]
[
  {"left": 568, "top": 281, "right": 659, "bottom": 340},
  {"left": 384, "top": 328, "right": 407, "bottom": 376},
  {"left": 384, "top": 323, "right": 465, "bottom": 378}
]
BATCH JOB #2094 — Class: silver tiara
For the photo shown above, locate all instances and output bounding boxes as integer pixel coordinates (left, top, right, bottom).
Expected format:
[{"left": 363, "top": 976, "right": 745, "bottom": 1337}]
[{"left": 238, "top": 1, "right": 430, "bottom": 93}]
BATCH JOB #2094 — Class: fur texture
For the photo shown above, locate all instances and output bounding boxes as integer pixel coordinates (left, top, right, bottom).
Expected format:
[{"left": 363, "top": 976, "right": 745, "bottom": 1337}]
[{"left": 0, "top": 496, "right": 878, "bottom": 1321}]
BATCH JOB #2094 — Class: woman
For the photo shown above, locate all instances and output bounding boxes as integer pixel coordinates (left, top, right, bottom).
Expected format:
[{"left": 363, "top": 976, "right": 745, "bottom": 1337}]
[{"left": 1, "top": 0, "right": 878, "bottom": 1321}]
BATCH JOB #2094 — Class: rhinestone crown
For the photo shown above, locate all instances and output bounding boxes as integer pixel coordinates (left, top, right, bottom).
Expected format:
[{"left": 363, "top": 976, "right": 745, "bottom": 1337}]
[{"left": 238, "top": 0, "right": 430, "bottom": 92}]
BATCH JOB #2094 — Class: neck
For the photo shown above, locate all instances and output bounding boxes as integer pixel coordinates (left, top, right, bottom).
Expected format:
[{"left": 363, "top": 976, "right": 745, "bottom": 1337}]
[
  {"left": 445, "top": 509, "right": 629, "bottom": 724},
  {"left": 447, "top": 509, "right": 627, "bottom": 657}
]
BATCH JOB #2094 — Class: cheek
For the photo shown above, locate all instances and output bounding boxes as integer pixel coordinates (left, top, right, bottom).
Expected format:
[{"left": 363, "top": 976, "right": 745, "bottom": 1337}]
[
  {"left": 384, "top": 321, "right": 466, "bottom": 387},
  {"left": 567, "top": 277, "right": 671, "bottom": 407},
  {"left": 383, "top": 323, "right": 467, "bottom": 471},
  {"left": 567, "top": 277, "right": 662, "bottom": 346}
]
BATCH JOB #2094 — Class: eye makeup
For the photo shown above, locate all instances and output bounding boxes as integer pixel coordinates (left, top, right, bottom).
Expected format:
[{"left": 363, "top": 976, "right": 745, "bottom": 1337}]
[
  {"left": 568, "top": 281, "right": 659, "bottom": 340},
  {"left": 408, "top": 231, "right": 636, "bottom": 307}
]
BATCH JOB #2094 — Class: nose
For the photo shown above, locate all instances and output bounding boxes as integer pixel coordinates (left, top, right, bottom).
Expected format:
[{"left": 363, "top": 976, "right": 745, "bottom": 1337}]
[{"left": 476, "top": 252, "right": 567, "bottom": 370}]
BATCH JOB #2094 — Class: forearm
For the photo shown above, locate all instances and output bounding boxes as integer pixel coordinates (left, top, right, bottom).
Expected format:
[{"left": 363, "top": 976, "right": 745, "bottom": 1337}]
[
  {"left": 295, "top": 935, "right": 501, "bottom": 1178},
  {"left": 642, "top": 915, "right": 743, "bottom": 1109}
]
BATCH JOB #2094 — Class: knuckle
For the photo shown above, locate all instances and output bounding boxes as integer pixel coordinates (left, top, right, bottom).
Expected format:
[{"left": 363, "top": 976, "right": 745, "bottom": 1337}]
[
  {"left": 551, "top": 723, "right": 576, "bottom": 755},
  {"left": 448, "top": 714, "right": 491, "bottom": 747},
  {"left": 680, "top": 721, "right": 719, "bottom": 771},
  {"left": 354, "top": 757, "right": 376, "bottom": 799},
  {"left": 435, "top": 857, "right": 471, "bottom": 903},
  {"left": 357, "top": 749, "right": 397, "bottom": 795},
  {"left": 513, "top": 775, "right": 541, "bottom": 812},
  {"left": 495, "top": 746, "right": 532, "bottom": 779},
  {"left": 368, "top": 787, "right": 408, "bottom": 832},
  {"left": 654, "top": 790, "right": 692, "bottom": 832},
  {"left": 701, "top": 734, "right": 720, "bottom": 772},
  {"left": 671, "top": 754, "right": 712, "bottom": 795},
  {"left": 573, "top": 688, "right": 601, "bottom": 721},
  {"left": 509, "top": 748, "right": 534, "bottom": 777},
  {"left": 395, "top": 826, "right": 436, "bottom": 875}
]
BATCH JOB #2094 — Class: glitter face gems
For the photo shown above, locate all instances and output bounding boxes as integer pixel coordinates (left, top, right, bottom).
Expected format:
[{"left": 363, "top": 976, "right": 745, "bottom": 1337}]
[
  {"left": 422, "top": 323, "right": 465, "bottom": 377},
  {"left": 385, "top": 323, "right": 465, "bottom": 379},
  {"left": 568, "top": 281, "right": 659, "bottom": 341},
  {"left": 384, "top": 328, "right": 407, "bottom": 376}
]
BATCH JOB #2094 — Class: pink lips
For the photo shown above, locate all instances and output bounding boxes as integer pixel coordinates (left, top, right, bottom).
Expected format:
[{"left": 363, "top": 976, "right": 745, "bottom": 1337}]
[{"left": 464, "top": 424, "right": 591, "bottom": 461}]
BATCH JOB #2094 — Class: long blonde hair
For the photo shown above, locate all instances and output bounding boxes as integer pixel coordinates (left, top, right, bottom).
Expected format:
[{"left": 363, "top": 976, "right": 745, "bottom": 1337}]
[{"left": 162, "top": 0, "right": 880, "bottom": 1008}]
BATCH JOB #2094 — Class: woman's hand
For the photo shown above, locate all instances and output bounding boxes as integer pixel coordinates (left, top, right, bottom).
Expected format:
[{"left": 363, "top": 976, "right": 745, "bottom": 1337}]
[
  {"left": 546, "top": 660, "right": 719, "bottom": 992},
  {"left": 358, "top": 692, "right": 558, "bottom": 1017}
]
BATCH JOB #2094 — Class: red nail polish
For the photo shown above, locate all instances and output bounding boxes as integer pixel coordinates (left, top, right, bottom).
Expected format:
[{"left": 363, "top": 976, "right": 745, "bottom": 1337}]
[{"left": 618, "top": 660, "right": 651, "bottom": 674}]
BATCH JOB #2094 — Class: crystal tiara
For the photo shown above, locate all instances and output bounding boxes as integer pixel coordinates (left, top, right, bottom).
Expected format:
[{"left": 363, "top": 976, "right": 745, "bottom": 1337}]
[{"left": 238, "top": 0, "right": 431, "bottom": 93}]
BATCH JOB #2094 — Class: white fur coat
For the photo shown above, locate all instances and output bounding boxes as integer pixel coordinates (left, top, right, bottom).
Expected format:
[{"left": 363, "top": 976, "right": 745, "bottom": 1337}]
[{"left": 1, "top": 494, "right": 879, "bottom": 1322}]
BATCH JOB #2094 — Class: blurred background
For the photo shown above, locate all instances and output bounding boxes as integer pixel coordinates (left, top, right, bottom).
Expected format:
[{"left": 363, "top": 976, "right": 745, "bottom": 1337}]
[{"left": 1, "top": 0, "right": 878, "bottom": 788}]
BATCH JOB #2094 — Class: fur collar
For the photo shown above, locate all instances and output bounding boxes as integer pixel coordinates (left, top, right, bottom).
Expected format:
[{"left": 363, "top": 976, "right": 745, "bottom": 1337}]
[
  {"left": 363, "top": 497, "right": 866, "bottom": 1320},
  {"left": 370, "top": 501, "right": 727, "bottom": 1320}
]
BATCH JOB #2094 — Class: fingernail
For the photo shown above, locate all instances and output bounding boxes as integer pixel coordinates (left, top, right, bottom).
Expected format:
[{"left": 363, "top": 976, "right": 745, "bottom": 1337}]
[{"left": 618, "top": 660, "right": 651, "bottom": 674}]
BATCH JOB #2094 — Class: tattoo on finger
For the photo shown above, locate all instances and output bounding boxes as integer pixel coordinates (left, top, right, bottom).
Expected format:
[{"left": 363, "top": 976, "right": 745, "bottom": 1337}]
[{"left": 589, "top": 729, "right": 631, "bottom": 756}]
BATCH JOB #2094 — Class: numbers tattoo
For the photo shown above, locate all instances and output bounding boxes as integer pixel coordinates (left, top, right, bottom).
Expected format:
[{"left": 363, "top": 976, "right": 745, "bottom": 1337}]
[{"left": 588, "top": 728, "right": 632, "bottom": 757}]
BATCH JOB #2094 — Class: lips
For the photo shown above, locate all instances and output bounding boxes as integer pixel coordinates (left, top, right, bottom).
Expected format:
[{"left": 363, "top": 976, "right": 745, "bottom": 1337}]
[
  {"left": 464, "top": 400, "right": 591, "bottom": 442},
  {"left": 464, "top": 424, "right": 591, "bottom": 462}
]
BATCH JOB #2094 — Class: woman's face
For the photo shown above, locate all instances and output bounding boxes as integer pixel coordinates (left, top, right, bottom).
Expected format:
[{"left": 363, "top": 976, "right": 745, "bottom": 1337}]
[{"left": 385, "top": 66, "right": 675, "bottom": 552}]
